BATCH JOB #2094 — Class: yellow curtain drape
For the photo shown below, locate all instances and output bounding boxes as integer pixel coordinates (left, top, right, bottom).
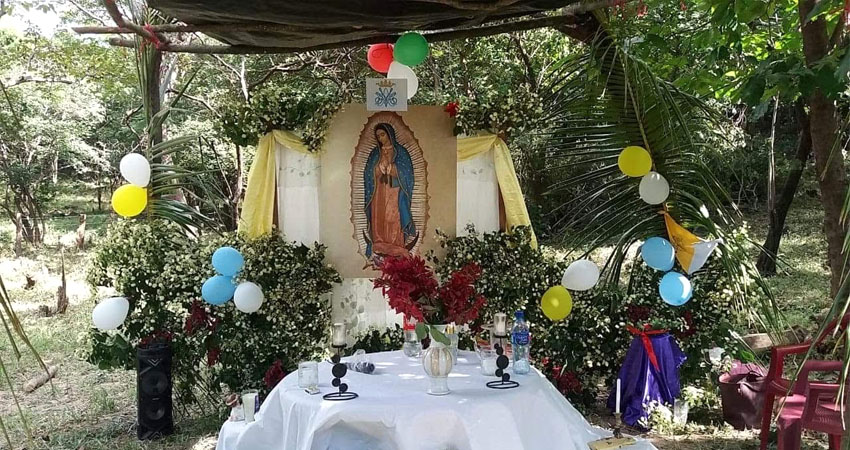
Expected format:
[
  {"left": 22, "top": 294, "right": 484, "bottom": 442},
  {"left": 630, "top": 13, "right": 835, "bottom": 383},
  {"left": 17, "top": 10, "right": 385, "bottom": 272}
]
[
  {"left": 238, "top": 130, "right": 309, "bottom": 238},
  {"left": 457, "top": 133, "right": 537, "bottom": 248}
]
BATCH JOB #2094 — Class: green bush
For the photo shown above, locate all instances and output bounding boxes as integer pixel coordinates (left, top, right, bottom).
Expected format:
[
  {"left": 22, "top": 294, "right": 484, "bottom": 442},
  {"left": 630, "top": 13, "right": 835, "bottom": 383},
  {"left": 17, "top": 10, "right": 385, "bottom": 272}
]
[
  {"left": 430, "top": 226, "right": 564, "bottom": 329},
  {"left": 87, "top": 220, "right": 340, "bottom": 403}
]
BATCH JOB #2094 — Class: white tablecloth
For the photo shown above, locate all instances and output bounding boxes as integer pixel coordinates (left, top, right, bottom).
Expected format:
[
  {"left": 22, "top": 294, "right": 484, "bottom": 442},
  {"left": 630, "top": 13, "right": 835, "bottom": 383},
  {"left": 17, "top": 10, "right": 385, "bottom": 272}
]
[{"left": 216, "top": 351, "right": 656, "bottom": 450}]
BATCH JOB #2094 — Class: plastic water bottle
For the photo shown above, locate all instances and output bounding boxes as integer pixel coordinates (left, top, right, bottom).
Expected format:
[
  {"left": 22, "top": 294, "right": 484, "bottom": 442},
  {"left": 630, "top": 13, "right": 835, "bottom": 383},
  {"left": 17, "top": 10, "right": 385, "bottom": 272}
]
[{"left": 511, "top": 311, "right": 531, "bottom": 374}]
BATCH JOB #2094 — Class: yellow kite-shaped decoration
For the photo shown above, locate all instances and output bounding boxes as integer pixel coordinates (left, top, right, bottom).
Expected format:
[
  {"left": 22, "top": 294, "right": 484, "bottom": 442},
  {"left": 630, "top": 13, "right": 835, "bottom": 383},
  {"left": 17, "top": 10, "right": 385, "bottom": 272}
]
[{"left": 662, "top": 211, "right": 722, "bottom": 275}]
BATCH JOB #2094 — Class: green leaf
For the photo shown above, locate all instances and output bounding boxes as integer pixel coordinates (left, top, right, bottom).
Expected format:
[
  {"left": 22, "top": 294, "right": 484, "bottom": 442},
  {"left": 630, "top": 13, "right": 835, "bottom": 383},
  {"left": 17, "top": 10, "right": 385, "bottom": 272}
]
[
  {"left": 415, "top": 322, "right": 428, "bottom": 340},
  {"left": 735, "top": 0, "right": 767, "bottom": 23},
  {"left": 429, "top": 326, "right": 451, "bottom": 346}
]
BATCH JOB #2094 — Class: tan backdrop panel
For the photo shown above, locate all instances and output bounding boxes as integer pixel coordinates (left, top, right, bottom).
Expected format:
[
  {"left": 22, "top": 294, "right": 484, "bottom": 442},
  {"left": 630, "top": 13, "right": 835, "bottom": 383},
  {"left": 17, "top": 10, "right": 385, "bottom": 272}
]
[{"left": 321, "top": 104, "right": 456, "bottom": 278}]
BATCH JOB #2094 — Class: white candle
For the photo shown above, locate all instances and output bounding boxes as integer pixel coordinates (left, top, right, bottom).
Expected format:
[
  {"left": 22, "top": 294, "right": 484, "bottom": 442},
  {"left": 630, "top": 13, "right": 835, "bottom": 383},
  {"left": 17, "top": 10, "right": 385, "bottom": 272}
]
[
  {"left": 494, "top": 313, "right": 507, "bottom": 336},
  {"left": 615, "top": 378, "right": 621, "bottom": 414},
  {"left": 332, "top": 322, "right": 346, "bottom": 346}
]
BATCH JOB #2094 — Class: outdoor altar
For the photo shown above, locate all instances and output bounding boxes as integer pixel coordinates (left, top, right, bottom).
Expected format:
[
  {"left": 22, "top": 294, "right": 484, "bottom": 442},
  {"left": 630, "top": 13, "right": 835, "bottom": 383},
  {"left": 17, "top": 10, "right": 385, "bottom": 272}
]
[{"left": 77, "top": 3, "right": 748, "bottom": 447}]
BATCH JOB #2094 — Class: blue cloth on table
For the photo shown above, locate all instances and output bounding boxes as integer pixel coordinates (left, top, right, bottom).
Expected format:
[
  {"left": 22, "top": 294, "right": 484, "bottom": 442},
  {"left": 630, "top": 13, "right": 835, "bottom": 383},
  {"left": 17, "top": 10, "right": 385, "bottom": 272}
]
[{"left": 607, "top": 332, "right": 687, "bottom": 428}]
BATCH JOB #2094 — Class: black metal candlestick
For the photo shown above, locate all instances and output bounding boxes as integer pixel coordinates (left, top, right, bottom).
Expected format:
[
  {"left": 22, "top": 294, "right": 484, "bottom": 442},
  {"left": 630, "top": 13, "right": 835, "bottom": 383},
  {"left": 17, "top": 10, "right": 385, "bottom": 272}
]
[
  {"left": 486, "top": 333, "right": 519, "bottom": 389},
  {"left": 323, "top": 344, "right": 358, "bottom": 401}
]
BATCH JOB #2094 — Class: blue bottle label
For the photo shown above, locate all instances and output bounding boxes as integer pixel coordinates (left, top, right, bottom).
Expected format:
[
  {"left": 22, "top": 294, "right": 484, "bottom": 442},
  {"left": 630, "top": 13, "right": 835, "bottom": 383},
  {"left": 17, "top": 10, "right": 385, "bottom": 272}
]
[{"left": 512, "top": 330, "right": 530, "bottom": 346}]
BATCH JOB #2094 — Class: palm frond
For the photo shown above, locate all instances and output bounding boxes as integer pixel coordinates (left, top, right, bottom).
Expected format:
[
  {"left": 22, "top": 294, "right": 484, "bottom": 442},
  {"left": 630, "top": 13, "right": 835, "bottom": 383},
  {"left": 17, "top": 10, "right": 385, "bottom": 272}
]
[{"left": 538, "top": 30, "right": 782, "bottom": 334}]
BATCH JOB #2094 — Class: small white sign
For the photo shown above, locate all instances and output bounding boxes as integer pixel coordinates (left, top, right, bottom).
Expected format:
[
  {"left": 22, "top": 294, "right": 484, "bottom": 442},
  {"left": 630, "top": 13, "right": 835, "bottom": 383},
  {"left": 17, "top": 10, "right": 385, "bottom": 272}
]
[{"left": 366, "top": 78, "right": 407, "bottom": 111}]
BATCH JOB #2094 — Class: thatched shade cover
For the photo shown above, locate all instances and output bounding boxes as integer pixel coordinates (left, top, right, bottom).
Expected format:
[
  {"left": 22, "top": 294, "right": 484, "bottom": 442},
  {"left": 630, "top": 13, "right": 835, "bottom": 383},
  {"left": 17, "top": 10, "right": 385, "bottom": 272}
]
[{"left": 146, "top": 0, "right": 577, "bottom": 49}]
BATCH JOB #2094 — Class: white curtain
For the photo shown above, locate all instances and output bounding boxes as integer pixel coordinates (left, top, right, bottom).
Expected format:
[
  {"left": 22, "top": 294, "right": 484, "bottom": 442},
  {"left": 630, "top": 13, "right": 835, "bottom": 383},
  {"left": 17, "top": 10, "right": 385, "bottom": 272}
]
[
  {"left": 275, "top": 141, "right": 321, "bottom": 245},
  {"left": 457, "top": 149, "right": 500, "bottom": 235}
]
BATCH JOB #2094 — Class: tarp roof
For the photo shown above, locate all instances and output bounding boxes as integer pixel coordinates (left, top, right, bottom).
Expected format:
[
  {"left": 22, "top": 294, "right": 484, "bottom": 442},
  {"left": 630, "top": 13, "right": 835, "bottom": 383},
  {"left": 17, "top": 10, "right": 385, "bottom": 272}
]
[{"left": 147, "top": 0, "right": 577, "bottom": 49}]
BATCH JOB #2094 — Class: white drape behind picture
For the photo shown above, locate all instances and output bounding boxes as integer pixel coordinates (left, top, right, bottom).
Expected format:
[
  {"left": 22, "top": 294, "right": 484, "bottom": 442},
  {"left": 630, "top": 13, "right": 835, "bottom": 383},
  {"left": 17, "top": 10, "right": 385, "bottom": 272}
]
[
  {"left": 275, "top": 141, "right": 320, "bottom": 245},
  {"left": 457, "top": 148, "right": 500, "bottom": 235}
]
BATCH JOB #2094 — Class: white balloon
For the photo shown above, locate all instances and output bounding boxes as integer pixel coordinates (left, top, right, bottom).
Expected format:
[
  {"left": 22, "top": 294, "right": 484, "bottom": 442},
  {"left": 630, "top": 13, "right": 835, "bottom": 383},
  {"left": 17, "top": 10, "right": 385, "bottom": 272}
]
[
  {"left": 92, "top": 296, "right": 129, "bottom": 331},
  {"left": 387, "top": 61, "right": 419, "bottom": 99},
  {"left": 561, "top": 259, "right": 600, "bottom": 291},
  {"left": 120, "top": 153, "right": 151, "bottom": 187},
  {"left": 639, "top": 171, "right": 670, "bottom": 205},
  {"left": 234, "top": 282, "right": 264, "bottom": 313}
]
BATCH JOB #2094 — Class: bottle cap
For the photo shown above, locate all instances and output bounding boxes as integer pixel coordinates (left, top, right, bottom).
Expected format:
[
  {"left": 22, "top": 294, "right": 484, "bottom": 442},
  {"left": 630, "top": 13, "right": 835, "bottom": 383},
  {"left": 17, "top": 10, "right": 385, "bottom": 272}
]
[{"left": 514, "top": 311, "right": 524, "bottom": 320}]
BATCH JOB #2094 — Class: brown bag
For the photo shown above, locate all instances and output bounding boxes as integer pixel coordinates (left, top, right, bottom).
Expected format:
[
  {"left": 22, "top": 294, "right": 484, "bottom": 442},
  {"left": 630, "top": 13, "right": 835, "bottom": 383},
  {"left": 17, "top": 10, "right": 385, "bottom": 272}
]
[{"left": 719, "top": 361, "right": 767, "bottom": 430}]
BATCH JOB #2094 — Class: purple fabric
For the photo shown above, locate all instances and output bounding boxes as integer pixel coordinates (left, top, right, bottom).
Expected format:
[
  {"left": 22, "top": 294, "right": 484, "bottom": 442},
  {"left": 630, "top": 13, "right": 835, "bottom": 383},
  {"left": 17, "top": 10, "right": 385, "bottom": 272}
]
[{"left": 607, "top": 332, "right": 687, "bottom": 428}]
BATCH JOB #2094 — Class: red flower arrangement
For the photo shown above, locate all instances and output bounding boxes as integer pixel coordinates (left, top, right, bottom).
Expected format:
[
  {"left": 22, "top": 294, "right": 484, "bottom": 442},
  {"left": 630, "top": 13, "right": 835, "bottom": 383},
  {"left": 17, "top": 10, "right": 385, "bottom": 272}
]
[{"left": 373, "top": 254, "right": 485, "bottom": 326}]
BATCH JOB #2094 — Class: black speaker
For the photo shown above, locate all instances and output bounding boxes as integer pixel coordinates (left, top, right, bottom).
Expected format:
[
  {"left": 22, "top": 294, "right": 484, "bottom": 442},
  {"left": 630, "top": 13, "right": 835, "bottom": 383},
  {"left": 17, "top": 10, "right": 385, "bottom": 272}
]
[{"left": 137, "top": 342, "right": 174, "bottom": 440}]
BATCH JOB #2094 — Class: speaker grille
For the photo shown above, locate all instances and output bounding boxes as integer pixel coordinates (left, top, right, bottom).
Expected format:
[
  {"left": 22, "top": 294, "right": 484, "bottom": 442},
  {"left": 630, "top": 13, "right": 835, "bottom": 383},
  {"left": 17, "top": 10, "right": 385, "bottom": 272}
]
[{"left": 137, "top": 343, "right": 174, "bottom": 440}]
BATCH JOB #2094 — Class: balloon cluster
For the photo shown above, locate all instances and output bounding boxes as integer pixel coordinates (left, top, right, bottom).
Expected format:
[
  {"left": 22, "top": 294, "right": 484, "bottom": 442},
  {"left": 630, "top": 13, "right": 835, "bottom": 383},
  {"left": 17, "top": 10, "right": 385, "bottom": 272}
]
[
  {"left": 620, "top": 146, "right": 692, "bottom": 306},
  {"left": 540, "top": 259, "right": 600, "bottom": 322},
  {"left": 367, "top": 32, "right": 429, "bottom": 99},
  {"left": 202, "top": 247, "right": 265, "bottom": 313},
  {"left": 640, "top": 237, "right": 692, "bottom": 306},
  {"left": 618, "top": 146, "right": 669, "bottom": 205},
  {"left": 112, "top": 153, "right": 151, "bottom": 218}
]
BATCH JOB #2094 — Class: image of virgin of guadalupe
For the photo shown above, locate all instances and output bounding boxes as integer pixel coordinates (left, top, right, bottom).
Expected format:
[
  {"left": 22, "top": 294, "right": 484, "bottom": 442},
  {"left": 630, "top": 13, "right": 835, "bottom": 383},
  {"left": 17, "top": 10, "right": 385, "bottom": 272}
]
[{"left": 363, "top": 123, "right": 419, "bottom": 259}]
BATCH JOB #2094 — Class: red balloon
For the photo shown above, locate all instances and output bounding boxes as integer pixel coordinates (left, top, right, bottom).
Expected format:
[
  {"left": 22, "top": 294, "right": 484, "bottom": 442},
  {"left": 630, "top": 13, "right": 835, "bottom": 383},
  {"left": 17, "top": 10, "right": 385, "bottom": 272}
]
[{"left": 367, "top": 44, "right": 394, "bottom": 74}]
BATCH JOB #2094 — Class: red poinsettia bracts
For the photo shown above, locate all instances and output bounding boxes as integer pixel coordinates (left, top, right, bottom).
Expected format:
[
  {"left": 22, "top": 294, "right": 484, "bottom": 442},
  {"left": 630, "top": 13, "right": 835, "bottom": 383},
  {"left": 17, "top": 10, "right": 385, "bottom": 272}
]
[
  {"left": 373, "top": 255, "right": 437, "bottom": 322},
  {"left": 373, "top": 255, "right": 486, "bottom": 325},
  {"left": 439, "top": 262, "right": 486, "bottom": 325}
]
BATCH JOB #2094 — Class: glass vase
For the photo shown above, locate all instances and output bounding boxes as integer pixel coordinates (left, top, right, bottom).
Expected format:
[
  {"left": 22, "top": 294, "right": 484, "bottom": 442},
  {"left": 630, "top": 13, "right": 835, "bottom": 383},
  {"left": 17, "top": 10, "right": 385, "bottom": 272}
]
[{"left": 421, "top": 324, "right": 453, "bottom": 395}]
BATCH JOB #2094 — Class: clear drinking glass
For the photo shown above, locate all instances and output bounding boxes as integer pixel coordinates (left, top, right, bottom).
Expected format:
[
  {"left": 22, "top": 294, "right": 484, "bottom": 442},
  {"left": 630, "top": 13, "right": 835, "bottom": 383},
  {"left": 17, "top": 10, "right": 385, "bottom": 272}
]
[
  {"left": 478, "top": 347, "right": 497, "bottom": 376},
  {"left": 402, "top": 329, "right": 422, "bottom": 357},
  {"left": 298, "top": 361, "right": 319, "bottom": 389}
]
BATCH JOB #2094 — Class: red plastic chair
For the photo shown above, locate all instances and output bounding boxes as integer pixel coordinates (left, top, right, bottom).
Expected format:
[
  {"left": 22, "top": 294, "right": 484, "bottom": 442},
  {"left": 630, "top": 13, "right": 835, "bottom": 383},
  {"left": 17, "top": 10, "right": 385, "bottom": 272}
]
[
  {"left": 776, "top": 360, "right": 846, "bottom": 450},
  {"left": 759, "top": 314, "right": 849, "bottom": 450}
]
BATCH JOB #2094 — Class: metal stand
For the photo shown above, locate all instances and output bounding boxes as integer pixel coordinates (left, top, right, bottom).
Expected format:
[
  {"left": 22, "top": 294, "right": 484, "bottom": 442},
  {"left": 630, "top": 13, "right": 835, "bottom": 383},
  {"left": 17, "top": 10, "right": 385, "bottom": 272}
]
[
  {"left": 486, "top": 333, "right": 519, "bottom": 390},
  {"left": 323, "top": 344, "right": 358, "bottom": 401}
]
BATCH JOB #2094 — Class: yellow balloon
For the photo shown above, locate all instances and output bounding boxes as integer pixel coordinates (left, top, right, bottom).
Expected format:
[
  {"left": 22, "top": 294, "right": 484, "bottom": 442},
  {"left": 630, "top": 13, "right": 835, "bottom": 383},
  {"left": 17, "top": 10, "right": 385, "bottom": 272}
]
[
  {"left": 618, "top": 146, "right": 652, "bottom": 177},
  {"left": 541, "top": 286, "right": 573, "bottom": 321},
  {"left": 111, "top": 184, "right": 148, "bottom": 218}
]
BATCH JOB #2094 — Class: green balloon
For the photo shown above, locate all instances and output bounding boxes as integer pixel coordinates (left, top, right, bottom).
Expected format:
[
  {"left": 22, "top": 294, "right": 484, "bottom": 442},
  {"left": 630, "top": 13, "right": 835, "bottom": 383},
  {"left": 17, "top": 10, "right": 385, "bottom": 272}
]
[{"left": 393, "top": 32, "right": 429, "bottom": 66}]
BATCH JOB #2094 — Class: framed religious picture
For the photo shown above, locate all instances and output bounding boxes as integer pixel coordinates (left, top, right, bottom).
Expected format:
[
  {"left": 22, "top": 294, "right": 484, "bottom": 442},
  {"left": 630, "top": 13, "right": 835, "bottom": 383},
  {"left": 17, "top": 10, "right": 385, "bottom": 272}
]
[
  {"left": 320, "top": 105, "right": 456, "bottom": 277},
  {"left": 350, "top": 112, "right": 427, "bottom": 266}
]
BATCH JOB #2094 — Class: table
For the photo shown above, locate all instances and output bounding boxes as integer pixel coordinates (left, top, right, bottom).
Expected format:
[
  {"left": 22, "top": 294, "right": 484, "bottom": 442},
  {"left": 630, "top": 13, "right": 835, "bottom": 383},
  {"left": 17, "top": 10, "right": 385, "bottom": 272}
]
[{"left": 216, "top": 351, "right": 656, "bottom": 450}]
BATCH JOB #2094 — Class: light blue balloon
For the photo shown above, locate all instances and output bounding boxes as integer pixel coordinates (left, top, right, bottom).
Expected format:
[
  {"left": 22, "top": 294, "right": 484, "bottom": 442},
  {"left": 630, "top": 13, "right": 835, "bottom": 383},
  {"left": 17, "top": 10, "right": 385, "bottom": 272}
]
[
  {"left": 202, "top": 275, "right": 236, "bottom": 305},
  {"left": 212, "top": 246, "right": 244, "bottom": 276},
  {"left": 659, "top": 271, "right": 692, "bottom": 306},
  {"left": 641, "top": 237, "right": 675, "bottom": 271}
]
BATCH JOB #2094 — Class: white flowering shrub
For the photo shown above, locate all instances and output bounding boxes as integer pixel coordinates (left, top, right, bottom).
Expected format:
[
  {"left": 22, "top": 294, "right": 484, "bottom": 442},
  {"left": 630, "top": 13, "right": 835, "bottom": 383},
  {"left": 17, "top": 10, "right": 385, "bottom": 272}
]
[
  {"left": 427, "top": 226, "right": 746, "bottom": 408},
  {"left": 452, "top": 86, "right": 548, "bottom": 137},
  {"left": 87, "top": 220, "right": 340, "bottom": 402},
  {"left": 430, "top": 226, "right": 565, "bottom": 329}
]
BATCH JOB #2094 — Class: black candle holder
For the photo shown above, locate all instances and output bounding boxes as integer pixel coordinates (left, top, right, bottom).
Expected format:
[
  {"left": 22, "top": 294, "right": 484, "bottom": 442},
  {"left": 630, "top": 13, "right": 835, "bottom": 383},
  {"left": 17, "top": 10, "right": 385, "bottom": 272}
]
[
  {"left": 323, "top": 344, "right": 358, "bottom": 401},
  {"left": 486, "top": 333, "right": 519, "bottom": 390}
]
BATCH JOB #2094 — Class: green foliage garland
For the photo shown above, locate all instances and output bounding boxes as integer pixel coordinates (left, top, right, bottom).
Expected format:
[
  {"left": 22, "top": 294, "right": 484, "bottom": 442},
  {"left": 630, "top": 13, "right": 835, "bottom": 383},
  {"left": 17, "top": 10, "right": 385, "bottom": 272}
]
[{"left": 216, "top": 82, "right": 341, "bottom": 151}]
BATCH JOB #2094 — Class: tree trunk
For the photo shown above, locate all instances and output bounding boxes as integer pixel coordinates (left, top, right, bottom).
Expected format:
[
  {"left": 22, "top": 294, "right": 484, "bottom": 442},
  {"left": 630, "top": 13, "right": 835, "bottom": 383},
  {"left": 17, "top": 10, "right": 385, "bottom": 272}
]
[
  {"left": 148, "top": 49, "right": 163, "bottom": 147},
  {"left": 757, "top": 102, "right": 812, "bottom": 275},
  {"left": 798, "top": 0, "right": 849, "bottom": 296}
]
